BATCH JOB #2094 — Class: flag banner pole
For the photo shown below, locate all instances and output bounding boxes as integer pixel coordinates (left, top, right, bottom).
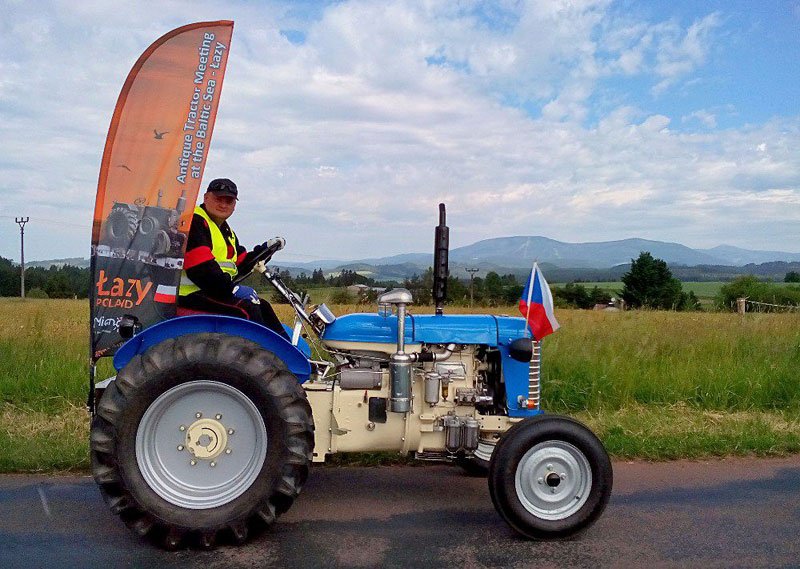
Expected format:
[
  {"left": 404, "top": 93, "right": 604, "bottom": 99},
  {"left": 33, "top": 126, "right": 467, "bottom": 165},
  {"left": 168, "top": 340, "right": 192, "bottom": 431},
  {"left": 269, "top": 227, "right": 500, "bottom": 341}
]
[
  {"left": 524, "top": 262, "right": 536, "bottom": 339},
  {"left": 89, "top": 21, "right": 234, "bottom": 360}
]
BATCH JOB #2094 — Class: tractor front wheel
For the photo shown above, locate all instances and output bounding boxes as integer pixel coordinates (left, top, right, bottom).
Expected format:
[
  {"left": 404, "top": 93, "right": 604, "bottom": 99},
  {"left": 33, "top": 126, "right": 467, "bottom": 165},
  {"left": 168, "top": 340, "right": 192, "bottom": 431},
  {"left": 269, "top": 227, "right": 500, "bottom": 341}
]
[
  {"left": 90, "top": 333, "right": 314, "bottom": 549},
  {"left": 488, "top": 415, "right": 612, "bottom": 539}
]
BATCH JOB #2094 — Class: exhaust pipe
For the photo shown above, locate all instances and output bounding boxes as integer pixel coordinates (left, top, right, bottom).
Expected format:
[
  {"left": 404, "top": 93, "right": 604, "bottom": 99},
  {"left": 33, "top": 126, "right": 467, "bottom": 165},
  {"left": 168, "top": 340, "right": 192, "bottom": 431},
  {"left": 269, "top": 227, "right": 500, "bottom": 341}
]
[{"left": 433, "top": 203, "right": 449, "bottom": 316}]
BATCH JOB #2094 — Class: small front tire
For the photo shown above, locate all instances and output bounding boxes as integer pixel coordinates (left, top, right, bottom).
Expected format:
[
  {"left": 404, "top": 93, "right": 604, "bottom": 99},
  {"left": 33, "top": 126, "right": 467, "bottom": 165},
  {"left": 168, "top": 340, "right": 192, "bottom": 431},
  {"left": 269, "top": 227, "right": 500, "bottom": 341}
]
[{"left": 488, "top": 415, "right": 612, "bottom": 539}]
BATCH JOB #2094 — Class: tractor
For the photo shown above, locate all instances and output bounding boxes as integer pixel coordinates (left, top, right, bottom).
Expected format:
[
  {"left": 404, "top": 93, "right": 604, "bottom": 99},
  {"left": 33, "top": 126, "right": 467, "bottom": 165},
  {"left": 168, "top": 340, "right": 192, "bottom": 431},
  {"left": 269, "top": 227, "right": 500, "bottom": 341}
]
[{"left": 89, "top": 204, "right": 612, "bottom": 549}]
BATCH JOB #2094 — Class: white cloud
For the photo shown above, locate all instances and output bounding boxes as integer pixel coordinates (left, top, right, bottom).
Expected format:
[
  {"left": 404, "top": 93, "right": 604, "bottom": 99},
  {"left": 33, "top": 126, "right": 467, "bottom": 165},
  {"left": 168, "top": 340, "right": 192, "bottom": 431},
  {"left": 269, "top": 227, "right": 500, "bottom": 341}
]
[
  {"left": 0, "top": 1, "right": 798, "bottom": 263},
  {"left": 652, "top": 12, "right": 721, "bottom": 94},
  {"left": 683, "top": 109, "right": 717, "bottom": 128}
]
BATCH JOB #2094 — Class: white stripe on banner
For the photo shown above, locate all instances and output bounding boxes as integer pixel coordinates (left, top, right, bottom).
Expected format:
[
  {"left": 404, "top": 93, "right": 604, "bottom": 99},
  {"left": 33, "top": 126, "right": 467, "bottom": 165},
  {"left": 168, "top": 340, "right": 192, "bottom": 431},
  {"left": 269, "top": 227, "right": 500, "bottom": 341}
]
[{"left": 154, "top": 284, "right": 177, "bottom": 303}]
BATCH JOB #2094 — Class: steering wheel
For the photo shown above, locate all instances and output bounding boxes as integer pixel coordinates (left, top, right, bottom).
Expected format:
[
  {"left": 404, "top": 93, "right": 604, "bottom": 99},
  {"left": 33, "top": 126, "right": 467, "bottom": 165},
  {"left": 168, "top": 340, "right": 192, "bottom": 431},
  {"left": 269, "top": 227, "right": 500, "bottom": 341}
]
[{"left": 232, "top": 237, "right": 285, "bottom": 285}]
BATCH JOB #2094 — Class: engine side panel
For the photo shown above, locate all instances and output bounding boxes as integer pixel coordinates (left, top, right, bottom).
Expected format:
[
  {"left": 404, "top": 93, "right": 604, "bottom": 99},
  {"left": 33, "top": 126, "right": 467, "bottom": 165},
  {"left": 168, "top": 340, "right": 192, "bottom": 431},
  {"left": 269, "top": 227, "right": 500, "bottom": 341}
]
[
  {"left": 320, "top": 312, "right": 537, "bottom": 418},
  {"left": 306, "top": 336, "right": 542, "bottom": 461}
]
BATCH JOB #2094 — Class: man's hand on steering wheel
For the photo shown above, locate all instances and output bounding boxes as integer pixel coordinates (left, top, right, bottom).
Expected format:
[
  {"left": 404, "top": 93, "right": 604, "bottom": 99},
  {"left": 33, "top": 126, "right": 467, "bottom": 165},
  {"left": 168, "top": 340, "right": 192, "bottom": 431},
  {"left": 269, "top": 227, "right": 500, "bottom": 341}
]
[{"left": 234, "top": 237, "right": 285, "bottom": 284}]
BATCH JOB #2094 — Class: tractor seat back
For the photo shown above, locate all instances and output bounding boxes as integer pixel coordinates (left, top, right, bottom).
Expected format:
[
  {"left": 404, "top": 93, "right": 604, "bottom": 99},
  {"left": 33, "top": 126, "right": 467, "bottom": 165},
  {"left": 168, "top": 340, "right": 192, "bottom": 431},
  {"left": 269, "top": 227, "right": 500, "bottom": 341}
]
[{"left": 175, "top": 306, "right": 214, "bottom": 317}]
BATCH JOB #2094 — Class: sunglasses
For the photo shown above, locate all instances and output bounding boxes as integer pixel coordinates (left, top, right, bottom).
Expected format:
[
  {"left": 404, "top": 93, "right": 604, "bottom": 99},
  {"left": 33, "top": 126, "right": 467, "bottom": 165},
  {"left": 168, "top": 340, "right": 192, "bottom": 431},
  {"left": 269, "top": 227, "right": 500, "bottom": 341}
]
[{"left": 210, "top": 193, "right": 237, "bottom": 204}]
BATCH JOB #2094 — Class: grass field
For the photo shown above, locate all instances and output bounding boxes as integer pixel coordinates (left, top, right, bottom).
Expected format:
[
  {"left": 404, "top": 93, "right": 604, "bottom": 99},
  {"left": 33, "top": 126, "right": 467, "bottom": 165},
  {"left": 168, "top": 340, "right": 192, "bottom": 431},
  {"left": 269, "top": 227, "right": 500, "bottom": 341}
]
[{"left": 1, "top": 298, "right": 800, "bottom": 471}]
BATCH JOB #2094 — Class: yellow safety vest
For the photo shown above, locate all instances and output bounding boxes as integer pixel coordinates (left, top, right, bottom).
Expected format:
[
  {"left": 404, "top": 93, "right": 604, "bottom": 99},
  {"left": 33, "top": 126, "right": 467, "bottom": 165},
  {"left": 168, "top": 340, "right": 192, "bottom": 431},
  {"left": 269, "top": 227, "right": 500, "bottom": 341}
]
[{"left": 179, "top": 206, "right": 239, "bottom": 297}]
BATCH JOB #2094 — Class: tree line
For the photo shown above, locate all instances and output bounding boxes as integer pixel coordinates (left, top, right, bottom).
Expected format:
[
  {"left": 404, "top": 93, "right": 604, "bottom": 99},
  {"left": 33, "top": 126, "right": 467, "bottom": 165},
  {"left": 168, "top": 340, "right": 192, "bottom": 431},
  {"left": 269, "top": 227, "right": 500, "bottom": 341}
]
[
  {"left": 0, "top": 257, "right": 90, "bottom": 298},
  {"left": 3, "top": 252, "right": 798, "bottom": 312}
]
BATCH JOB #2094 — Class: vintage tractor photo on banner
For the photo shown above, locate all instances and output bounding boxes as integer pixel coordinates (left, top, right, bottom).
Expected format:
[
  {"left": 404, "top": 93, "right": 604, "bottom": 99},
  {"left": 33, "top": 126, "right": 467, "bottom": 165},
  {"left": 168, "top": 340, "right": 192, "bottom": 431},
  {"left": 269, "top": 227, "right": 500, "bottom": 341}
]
[{"left": 88, "top": 203, "right": 613, "bottom": 549}]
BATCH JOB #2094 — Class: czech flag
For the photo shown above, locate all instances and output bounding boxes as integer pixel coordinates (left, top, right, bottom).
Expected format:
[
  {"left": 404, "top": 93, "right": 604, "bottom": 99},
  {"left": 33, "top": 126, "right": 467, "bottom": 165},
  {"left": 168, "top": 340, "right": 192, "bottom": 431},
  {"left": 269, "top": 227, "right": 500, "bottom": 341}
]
[{"left": 519, "top": 263, "right": 560, "bottom": 340}]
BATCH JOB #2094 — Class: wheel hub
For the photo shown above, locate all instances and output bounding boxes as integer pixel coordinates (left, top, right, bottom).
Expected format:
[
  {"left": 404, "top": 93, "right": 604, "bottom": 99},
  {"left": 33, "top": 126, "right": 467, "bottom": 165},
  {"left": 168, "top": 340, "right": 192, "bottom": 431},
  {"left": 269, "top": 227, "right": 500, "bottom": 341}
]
[
  {"left": 136, "top": 380, "right": 268, "bottom": 509},
  {"left": 515, "top": 440, "right": 592, "bottom": 521},
  {"left": 185, "top": 418, "right": 228, "bottom": 460},
  {"left": 545, "top": 472, "right": 561, "bottom": 488}
]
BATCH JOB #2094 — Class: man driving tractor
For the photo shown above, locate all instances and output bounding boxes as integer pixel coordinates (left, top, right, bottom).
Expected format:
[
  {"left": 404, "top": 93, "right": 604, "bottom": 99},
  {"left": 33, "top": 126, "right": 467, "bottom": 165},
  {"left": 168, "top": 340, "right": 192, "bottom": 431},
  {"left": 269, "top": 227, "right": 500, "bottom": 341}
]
[{"left": 178, "top": 178, "right": 289, "bottom": 339}]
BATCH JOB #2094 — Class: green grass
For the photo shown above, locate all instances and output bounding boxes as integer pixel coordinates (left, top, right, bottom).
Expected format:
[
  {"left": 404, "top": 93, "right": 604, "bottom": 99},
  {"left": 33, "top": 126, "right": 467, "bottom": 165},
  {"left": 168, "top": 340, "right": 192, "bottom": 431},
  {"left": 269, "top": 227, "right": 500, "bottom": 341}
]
[
  {"left": 1, "top": 298, "right": 800, "bottom": 471},
  {"left": 577, "top": 405, "right": 800, "bottom": 460},
  {"left": 543, "top": 310, "right": 800, "bottom": 412}
]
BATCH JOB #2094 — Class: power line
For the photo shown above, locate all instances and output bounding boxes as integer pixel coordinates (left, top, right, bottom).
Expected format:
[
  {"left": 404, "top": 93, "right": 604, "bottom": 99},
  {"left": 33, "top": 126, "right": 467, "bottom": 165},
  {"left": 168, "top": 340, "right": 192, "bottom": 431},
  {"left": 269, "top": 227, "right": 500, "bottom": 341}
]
[{"left": 1, "top": 214, "right": 84, "bottom": 228}]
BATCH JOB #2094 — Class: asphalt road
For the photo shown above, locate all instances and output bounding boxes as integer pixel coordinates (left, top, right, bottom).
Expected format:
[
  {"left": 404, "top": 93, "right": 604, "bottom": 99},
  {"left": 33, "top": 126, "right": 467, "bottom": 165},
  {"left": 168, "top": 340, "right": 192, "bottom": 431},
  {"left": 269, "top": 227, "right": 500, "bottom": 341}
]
[{"left": 1, "top": 456, "right": 799, "bottom": 568}]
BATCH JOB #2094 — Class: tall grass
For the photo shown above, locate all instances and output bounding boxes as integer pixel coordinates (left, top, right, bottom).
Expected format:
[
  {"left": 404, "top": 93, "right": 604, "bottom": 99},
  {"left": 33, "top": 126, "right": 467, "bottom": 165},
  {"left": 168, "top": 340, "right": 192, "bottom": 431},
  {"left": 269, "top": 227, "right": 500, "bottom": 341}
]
[
  {"left": 1, "top": 298, "right": 799, "bottom": 469},
  {"left": 3, "top": 299, "right": 800, "bottom": 413},
  {"left": 0, "top": 299, "right": 92, "bottom": 411},
  {"left": 543, "top": 310, "right": 800, "bottom": 412}
]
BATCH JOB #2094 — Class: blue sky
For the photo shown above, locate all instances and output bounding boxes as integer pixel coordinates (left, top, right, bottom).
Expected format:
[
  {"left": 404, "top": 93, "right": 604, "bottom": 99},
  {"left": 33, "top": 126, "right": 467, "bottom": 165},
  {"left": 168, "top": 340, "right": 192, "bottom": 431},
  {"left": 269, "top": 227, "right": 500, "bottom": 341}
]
[{"left": 0, "top": 0, "right": 798, "bottom": 263}]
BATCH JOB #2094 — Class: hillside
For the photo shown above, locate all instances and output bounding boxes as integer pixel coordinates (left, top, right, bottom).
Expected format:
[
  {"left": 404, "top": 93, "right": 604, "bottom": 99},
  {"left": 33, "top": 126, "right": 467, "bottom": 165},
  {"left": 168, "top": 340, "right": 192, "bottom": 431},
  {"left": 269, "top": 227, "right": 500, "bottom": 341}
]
[{"left": 21, "top": 236, "right": 800, "bottom": 283}]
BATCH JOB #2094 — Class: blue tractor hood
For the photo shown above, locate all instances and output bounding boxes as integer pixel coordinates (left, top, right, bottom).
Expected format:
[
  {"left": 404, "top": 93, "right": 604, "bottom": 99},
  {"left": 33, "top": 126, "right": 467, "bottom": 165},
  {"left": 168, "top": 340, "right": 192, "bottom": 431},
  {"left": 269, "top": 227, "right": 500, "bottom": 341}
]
[{"left": 321, "top": 312, "right": 529, "bottom": 348}]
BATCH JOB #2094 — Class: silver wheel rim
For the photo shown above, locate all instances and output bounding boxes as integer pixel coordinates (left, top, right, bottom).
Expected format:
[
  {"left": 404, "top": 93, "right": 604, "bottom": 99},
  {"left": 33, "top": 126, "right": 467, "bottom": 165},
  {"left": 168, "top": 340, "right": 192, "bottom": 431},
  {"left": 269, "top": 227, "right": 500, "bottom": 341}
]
[
  {"left": 514, "top": 440, "right": 591, "bottom": 521},
  {"left": 136, "top": 380, "right": 267, "bottom": 510}
]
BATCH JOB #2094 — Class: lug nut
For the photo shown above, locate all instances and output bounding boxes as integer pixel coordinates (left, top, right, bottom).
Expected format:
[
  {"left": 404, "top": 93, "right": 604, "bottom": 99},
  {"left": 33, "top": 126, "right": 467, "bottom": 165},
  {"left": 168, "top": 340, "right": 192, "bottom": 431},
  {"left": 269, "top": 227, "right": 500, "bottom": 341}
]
[
  {"left": 215, "top": 414, "right": 222, "bottom": 420},
  {"left": 190, "top": 460, "right": 197, "bottom": 466},
  {"left": 210, "top": 461, "right": 216, "bottom": 468},
  {"left": 179, "top": 425, "right": 186, "bottom": 432},
  {"left": 228, "top": 429, "right": 235, "bottom": 435},
  {"left": 537, "top": 477, "right": 544, "bottom": 485},
  {"left": 177, "top": 445, "right": 184, "bottom": 451},
  {"left": 195, "top": 412, "right": 202, "bottom": 418},
  {"left": 225, "top": 449, "right": 232, "bottom": 454}
]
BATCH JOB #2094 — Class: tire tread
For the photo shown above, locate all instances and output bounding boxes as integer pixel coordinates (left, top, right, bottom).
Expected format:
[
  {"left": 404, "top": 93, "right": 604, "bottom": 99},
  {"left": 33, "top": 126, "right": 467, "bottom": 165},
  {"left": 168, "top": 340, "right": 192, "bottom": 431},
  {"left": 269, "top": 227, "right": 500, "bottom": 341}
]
[{"left": 90, "top": 332, "right": 314, "bottom": 549}]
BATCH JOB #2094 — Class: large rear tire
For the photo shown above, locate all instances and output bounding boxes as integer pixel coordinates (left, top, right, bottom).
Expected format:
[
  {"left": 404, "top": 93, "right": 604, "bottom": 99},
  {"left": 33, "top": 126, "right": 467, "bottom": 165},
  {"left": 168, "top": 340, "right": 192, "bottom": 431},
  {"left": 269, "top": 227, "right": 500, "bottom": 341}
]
[
  {"left": 91, "top": 333, "right": 314, "bottom": 549},
  {"left": 488, "top": 415, "right": 612, "bottom": 539}
]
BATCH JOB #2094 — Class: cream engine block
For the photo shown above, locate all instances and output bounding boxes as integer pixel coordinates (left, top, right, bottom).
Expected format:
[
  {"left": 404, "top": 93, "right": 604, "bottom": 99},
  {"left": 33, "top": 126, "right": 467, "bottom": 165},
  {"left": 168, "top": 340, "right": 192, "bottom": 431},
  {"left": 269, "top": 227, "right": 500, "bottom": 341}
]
[{"left": 304, "top": 342, "right": 520, "bottom": 463}]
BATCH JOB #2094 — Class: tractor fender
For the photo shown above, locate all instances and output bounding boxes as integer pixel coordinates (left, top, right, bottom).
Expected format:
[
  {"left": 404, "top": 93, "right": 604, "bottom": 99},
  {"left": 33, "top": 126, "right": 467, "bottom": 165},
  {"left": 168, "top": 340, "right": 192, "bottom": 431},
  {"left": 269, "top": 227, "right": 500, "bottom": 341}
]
[{"left": 112, "top": 315, "right": 312, "bottom": 382}]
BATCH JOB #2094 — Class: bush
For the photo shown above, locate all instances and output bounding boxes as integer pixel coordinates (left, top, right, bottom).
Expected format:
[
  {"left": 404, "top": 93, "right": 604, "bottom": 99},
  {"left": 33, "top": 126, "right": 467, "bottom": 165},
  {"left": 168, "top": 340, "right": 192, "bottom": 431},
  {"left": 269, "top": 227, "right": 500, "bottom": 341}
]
[
  {"left": 330, "top": 288, "right": 354, "bottom": 304},
  {"left": 716, "top": 275, "right": 800, "bottom": 311},
  {"left": 26, "top": 288, "right": 49, "bottom": 299}
]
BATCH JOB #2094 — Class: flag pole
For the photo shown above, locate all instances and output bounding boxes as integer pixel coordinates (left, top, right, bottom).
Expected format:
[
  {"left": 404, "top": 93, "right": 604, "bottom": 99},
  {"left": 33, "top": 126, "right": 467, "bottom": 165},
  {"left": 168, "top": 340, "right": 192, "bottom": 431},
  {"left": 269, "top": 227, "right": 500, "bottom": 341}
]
[{"left": 525, "top": 262, "right": 536, "bottom": 339}]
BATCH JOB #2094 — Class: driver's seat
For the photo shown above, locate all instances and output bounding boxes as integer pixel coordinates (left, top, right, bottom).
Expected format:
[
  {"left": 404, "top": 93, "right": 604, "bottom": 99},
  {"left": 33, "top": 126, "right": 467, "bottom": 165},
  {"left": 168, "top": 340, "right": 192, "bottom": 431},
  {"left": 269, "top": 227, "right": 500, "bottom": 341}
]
[{"left": 175, "top": 306, "right": 214, "bottom": 317}]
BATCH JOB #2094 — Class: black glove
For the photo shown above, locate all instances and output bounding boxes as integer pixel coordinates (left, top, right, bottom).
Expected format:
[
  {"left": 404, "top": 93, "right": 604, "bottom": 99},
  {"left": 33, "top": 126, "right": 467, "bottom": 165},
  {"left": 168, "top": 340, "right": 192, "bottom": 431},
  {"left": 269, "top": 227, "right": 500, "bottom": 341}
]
[
  {"left": 238, "top": 242, "right": 270, "bottom": 276},
  {"left": 249, "top": 242, "right": 265, "bottom": 257}
]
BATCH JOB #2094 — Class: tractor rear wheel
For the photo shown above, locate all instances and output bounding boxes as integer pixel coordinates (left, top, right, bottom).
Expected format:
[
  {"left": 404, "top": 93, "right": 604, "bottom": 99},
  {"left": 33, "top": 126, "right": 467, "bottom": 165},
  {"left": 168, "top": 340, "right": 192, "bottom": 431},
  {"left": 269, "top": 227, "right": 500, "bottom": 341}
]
[
  {"left": 488, "top": 415, "right": 612, "bottom": 539},
  {"left": 90, "top": 333, "right": 314, "bottom": 549}
]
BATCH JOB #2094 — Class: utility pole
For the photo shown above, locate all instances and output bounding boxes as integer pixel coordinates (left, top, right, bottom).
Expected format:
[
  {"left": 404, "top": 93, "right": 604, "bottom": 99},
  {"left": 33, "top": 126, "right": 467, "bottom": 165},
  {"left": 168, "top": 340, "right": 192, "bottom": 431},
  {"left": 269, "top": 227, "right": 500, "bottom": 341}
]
[
  {"left": 15, "top": 217, "right": 29, "bottom": 299},
  {"left": 466, "top": 267, "right": 479, "bottom": 307}
]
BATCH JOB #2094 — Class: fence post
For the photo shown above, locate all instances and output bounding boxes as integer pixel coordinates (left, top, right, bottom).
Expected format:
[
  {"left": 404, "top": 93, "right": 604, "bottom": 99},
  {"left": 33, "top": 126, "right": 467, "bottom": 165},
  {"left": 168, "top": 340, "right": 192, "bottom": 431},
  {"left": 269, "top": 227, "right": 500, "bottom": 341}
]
[{"left": 736, "top": 297, "right": 746, "bottom": 314}]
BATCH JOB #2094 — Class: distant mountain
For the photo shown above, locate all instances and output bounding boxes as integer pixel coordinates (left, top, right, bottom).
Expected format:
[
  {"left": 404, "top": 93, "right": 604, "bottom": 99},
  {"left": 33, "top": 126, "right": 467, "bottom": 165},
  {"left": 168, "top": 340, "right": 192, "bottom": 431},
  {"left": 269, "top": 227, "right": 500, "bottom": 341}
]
[
  {"left": 28, "top": 237, "right": 800, "bottom": 283},
  {"left": 27, "top": 257, "right": 90, "bottom": 269},
  {"left": 697, "top": 245, "right": 800, "bottom": 266},
  {"left": 448, "top": 237, "right": 725, "bottom": 268}
]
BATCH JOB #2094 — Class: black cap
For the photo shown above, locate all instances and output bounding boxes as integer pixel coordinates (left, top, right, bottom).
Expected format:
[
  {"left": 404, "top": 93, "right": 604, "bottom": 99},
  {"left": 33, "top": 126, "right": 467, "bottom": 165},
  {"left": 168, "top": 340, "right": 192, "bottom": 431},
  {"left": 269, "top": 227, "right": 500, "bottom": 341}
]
[{"left": 207, "top": 178, "right": 238, "bottom": 199}]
